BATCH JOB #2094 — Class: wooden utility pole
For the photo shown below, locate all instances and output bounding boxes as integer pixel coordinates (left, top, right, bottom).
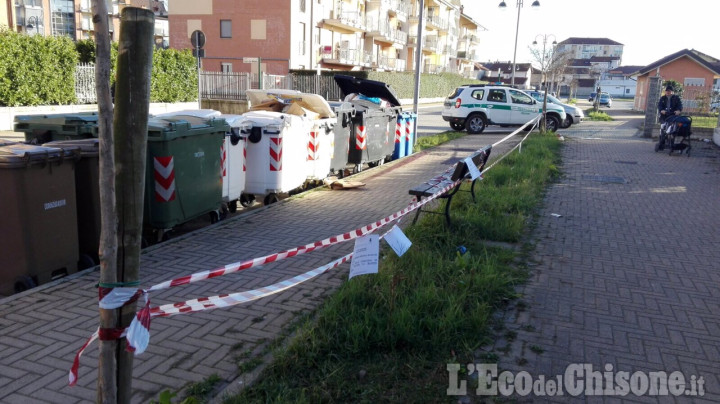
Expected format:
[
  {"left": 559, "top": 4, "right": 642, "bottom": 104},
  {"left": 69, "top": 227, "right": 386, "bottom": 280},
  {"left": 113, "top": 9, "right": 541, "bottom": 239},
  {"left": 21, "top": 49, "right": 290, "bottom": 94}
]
[
  {"left": 92, "top": 0, "right": 118, "bottom": 401},
  {"left": 94, "top": 4, "right": 154, "bottom": 402},
  {"left": 113, "top": 8, "right": 155, "bottom": 403}
]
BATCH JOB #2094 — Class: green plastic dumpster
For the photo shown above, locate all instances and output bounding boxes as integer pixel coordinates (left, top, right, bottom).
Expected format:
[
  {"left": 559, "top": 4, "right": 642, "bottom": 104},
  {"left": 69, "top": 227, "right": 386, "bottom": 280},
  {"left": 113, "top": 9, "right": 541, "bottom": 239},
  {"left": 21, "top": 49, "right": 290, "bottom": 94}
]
[
  {"left": 14, "top": 112, "right": 99, "bottom": 144},
  {"left": 44, "top": 139, "right": 101, "bottom": 268},
  {"left": 144, "top": 116, "right": 229, "bottom": 236},
  {"left": 0, "top": 142, "right": 80, "bottom": 295}
]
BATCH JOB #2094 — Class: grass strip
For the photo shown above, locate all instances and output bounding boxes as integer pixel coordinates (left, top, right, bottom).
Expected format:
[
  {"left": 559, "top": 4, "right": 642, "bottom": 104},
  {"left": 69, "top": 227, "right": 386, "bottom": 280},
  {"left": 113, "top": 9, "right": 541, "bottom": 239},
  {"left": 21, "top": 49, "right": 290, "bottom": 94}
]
[
  {"left": 224, "top": 132, "right": 562, "bottom": 404},
  {"left": 415, "top": 131, "right": 465, "bottom": 151}
]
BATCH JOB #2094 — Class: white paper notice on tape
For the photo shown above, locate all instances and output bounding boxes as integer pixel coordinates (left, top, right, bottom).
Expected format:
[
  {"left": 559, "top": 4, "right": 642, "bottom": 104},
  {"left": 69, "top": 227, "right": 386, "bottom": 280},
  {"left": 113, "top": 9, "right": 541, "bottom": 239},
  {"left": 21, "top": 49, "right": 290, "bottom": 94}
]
[
  {"left": 384, "top": 225, "right": 412, "bottom": 257},
  {"left": 349, "top": 234, "right": 379, "bottom": 279},
  {"left": 464, "top": 156, "right": 482, "bottom": 180}
]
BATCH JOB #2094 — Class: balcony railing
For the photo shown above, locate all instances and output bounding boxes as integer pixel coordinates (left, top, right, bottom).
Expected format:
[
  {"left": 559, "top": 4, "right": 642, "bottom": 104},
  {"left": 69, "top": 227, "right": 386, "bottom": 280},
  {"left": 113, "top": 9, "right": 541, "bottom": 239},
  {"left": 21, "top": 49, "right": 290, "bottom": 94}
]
[
  {"left": 392, "top": 29, "right": 407, "bottom": 45},
  {"left": 425, "top": 15, "right": 448, "bottom": 31},
  {"left": 423, "top": 36, "right": 439, "bottom": 52}
]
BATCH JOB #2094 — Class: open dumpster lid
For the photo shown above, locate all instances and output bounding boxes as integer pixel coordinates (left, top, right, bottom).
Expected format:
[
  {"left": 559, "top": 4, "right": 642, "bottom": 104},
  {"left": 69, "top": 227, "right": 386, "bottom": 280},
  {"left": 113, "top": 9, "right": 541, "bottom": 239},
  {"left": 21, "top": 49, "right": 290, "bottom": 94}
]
[
  {"left": 333, "top": 75, "right": 401, "bottom": 107},
  {"left": 246, "top": 89, "right": 335, "bottom": 119}
]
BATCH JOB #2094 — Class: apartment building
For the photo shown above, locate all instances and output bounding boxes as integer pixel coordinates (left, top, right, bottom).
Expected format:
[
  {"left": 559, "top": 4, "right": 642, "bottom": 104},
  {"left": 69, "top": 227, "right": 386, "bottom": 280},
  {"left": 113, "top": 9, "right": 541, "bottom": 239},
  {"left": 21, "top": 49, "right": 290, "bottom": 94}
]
[
  {"left": 168, "top": 0, "right": 482, "bottom": 76},
  {"left": 8, "top": 0, "right": 169, "bottom": 48}
]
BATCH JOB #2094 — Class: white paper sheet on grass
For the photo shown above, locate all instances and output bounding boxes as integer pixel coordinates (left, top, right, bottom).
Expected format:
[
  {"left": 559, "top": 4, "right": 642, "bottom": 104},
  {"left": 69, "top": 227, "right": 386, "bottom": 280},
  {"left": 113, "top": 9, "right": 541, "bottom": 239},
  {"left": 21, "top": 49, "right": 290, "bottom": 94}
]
[
  {"left": 349, "top": 234, "right": 379, "bottom": 279},
  {"left": 383, "top": 225, "right": 412, "bottom": 257}
]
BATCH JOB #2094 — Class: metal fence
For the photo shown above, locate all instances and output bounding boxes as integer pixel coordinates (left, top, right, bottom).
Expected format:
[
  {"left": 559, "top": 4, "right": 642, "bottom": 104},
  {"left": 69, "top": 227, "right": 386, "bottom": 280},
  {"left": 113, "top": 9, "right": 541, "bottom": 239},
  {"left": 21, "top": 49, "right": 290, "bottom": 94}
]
[
  {"left": 73, "top": 65, "right": 346, "bottom": 103},
  {"left": 290, "top": 75, "right": 344, "bottom": 101},
  {"left": 75, "top": 63, "right": 96, "bottom": 104},
  {"left": 199, "top": 71, "right": 252, "bottom": 100}
]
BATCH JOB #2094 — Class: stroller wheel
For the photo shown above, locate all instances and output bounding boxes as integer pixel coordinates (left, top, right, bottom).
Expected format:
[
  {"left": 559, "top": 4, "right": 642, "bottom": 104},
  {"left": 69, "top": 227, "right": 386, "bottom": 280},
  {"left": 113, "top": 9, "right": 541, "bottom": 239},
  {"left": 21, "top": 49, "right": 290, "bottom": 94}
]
[{"left": 654, "top": 142, "right": 660, "bottom": 152}]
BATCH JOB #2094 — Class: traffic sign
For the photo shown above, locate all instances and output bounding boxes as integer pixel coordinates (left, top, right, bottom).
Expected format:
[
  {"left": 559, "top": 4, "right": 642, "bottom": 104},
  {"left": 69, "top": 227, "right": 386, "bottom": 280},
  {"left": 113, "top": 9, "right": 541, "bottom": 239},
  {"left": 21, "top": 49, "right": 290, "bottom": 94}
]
[
  {"left": 192, "top": 49, "right": 205, "bottom": 58},
  {"left": 190, "top": 30, "right": 205, "bottom": 49}
]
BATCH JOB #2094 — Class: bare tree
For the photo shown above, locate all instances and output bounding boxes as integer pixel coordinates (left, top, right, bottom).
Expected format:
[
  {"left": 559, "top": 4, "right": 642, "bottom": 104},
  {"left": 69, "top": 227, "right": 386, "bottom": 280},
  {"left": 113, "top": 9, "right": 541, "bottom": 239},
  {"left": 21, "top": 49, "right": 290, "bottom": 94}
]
[{"left": 91, "top": 0, "right": 118, "bottom": 402}]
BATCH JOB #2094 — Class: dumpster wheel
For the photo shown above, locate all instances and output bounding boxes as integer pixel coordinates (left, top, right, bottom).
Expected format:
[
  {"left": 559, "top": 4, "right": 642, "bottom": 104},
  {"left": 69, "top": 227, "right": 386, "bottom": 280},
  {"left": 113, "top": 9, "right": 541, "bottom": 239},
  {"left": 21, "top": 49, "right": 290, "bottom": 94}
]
[
  {"left": 14, "top": 276, "right": 37, "bottom": 293},
  {"left": 228, "top": 200, "right": 238, "bottom": 213},
  {"left": 264, "top": 193, "right": 280, "bottom": 205},
  {"left": 240, "top": 194, "right": 255, "bottom": 207},
  {"left": 78, "top": 254, "right": 96, "bottom": 270}
]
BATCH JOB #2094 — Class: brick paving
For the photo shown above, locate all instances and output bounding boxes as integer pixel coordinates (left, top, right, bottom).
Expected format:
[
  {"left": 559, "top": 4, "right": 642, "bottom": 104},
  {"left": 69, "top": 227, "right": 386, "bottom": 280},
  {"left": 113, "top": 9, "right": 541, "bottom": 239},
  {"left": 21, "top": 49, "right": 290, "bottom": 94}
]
[
  {"left": 0, "top": 127, "right": 521, "bottom": 403},
  {"left": 494, "top": 114, "right": 720, "bottom": 402}
]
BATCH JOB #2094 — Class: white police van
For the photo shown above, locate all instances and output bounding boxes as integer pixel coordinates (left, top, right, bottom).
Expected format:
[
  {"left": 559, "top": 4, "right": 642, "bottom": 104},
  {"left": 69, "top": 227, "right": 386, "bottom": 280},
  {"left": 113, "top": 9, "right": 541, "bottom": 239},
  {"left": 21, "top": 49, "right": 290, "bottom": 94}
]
[{"left": 442, "top": 85, "right": 566, "bottom": 134}]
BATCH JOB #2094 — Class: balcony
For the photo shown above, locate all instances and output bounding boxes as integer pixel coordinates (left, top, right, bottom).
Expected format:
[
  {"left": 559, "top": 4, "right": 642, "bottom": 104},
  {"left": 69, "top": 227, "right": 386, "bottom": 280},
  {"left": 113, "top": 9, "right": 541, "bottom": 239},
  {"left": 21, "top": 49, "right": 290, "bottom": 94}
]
[
  {"left": 424, "top": 63, "right": 445, "bottom": 74},
  {"left": 425, "top": 15, "right": 448, "bottom": 31},
  {"left": 422, "top": 36, "right": 439, "bottom": 53},
  {"left": 388, "top": 0, "right": 411, "bottom": 21},
  {"left": 320, "top": 47, "right": 372, "bottom": 68},
  {"left": 456, "top": 50, "right": 480, "bottom": 62},
  {"left": 443, "top": 45, "right": 457, "bottom": 57},
  {"left": 366, "top": 17, "right": 391, "bottom": 40},
  {"left": 408, "top": 35, "right": 417, "bottom": 47},
  {"left": 320, "top": 6, "right": 366, "bottom": 34}
]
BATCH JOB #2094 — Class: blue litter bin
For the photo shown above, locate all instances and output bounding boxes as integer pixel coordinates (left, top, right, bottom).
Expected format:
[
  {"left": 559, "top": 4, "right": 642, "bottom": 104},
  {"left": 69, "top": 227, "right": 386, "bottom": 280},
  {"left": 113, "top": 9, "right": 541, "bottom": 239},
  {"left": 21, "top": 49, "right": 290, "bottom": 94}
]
[
  {"left": 392, "top": 113, "right": 406, "bottom": 160},
  {"left": 404, "top": 112, "right": 417, "bottom": 156}
]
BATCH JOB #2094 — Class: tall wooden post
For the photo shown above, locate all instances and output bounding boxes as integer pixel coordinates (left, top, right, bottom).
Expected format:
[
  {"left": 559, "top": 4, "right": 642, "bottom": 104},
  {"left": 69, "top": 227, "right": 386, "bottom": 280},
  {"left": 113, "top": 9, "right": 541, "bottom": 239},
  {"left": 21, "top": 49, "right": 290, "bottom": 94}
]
[
  {"left": 92, "top": 0, "right": 118, "bottom": 401},
  {"left": 113, "top": 7, "right": 155, "bottom": 403}
]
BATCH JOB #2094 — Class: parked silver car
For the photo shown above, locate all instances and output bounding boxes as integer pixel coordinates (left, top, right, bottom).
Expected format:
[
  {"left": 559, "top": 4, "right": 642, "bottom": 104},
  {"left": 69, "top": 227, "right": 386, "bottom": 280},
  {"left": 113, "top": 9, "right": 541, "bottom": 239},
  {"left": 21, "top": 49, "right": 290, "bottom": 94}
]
[{"left": 526, "top": 91, "right": 585, "bottom": 128}]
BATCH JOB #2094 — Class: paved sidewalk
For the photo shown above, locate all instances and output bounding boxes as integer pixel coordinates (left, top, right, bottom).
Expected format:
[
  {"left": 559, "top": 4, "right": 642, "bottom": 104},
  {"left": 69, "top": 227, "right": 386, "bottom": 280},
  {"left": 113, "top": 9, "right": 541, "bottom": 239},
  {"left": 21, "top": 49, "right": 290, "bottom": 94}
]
[
  {"left": 0, "top": 129, "right": 520, "bottom": 403},
  {"left": 494, "top": 115, "right": 720, "bottom": 402}
]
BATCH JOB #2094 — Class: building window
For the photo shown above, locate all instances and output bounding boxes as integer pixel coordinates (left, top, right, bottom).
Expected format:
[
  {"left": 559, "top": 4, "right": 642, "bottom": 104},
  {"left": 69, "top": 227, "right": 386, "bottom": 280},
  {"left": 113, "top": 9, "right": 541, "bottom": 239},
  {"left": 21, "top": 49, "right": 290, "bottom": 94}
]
[
  {"left": 51, "top": 0, "right": 76, "bottom": 39},
  {"left": 220, "top": 19, "right": 232, "bottom": 38},
  {"left": 221, "top": 63, "right": 232, "bottom": 73},
  {"left": 684, "top": 78, "right": 705, "bottom": 87}
]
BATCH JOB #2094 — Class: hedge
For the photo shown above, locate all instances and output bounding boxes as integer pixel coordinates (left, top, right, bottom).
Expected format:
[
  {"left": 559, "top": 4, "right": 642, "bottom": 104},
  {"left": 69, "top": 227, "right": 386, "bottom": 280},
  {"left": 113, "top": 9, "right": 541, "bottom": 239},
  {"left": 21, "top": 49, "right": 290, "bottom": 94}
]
[
  {"left": 0, "top": 30, "right": 77, "bottom": 106},
  {"left": 291, "top": 69, "right": 485, "bottom": 99}
]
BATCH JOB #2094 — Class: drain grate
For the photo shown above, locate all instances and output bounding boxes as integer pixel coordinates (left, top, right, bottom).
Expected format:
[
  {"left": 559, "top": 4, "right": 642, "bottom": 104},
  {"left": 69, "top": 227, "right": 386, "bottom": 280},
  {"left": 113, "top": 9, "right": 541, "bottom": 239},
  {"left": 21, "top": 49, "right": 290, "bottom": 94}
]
[{"left": 582, "top": 175, "right": 627, "bottom": 184}]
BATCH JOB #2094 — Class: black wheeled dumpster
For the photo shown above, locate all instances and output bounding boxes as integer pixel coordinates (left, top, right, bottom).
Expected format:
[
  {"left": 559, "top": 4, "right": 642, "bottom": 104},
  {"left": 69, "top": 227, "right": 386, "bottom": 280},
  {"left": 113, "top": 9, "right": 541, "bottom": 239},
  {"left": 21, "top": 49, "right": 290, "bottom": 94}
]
[
  {"left": 14, "top": 112, "right": 99, "bottom": 144},
  {"left": 0, "top": 142, "right": 80, "bottom": 295},
  {"left": 333, "top": 75, "right": 402, "bottom": 169}
]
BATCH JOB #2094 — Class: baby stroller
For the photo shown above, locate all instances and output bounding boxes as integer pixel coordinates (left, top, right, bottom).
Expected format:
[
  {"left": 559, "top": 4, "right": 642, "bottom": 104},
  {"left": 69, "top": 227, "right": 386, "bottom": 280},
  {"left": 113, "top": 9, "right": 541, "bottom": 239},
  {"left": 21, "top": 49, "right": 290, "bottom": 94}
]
[{"left": 655, "top": 115, "right": 692, "bottom": 156}]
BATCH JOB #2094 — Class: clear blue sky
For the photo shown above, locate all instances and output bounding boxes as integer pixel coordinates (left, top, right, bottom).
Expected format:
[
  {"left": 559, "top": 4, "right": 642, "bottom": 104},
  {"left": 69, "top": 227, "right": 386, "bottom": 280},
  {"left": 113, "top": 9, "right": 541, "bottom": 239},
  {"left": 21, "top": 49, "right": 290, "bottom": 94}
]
[{"left": 461, "top": 0, "right": 720, "bottom": 67}]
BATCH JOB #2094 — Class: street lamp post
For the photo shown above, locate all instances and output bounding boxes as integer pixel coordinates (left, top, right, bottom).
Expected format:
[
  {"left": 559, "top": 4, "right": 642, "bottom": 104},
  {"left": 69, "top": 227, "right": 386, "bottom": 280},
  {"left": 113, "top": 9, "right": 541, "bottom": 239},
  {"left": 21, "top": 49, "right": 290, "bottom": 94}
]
[
  {"left": 533, "top": 33, "right": 556, "bottom": 130},
  {"left": 498, "top": 0, "right": 540, "bottom": 87},
  {"left": 26, "top": 16, "right": 40, "bottom": 35}
]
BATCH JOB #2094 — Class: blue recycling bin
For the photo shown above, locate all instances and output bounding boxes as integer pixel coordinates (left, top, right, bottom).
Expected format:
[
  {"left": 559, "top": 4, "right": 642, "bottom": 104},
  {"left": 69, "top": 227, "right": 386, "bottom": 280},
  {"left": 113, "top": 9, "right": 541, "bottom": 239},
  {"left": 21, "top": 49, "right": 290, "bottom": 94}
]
[
  {"left": 404, "top": 112, "right": 417, "bottom": 156},
  {"left": 392, "top": 113, "right": 406, "bottom": 160}
]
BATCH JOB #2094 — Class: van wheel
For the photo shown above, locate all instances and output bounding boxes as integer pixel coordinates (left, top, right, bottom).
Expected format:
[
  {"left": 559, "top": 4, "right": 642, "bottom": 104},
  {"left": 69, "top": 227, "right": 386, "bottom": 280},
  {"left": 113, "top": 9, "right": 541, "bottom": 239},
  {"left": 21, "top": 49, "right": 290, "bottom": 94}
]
[
  {"left": 465, "top": 113, "right": 486, "bottom": 134},
  {"left": 450, "top": 122, "right": 465, "bottom": 131},
  {"left": 545, "top": 115, "right": 560, "bottom": 132}
]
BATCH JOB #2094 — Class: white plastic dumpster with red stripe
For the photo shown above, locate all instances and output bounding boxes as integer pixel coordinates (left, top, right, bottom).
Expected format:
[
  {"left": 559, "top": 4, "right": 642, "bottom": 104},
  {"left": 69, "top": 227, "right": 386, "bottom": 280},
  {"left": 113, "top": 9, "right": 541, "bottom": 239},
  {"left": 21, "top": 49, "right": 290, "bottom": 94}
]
[
  {"left": 242, "top": 89, "right": 335, "bottom": 205},
  {"left": 152, "top": 110, "right": 251, "bottom": 212}
]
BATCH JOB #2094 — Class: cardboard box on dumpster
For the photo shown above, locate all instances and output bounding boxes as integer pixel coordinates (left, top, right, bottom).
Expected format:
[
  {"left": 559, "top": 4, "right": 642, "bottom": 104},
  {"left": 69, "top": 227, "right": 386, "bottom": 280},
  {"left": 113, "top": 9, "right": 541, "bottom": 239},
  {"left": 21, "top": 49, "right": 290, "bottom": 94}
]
[
  {"left": 284, "top": 102, "right": 320, "bottom": 120},
  {"left": 250, "top": 100, "right": 284, "bottom": 112}
]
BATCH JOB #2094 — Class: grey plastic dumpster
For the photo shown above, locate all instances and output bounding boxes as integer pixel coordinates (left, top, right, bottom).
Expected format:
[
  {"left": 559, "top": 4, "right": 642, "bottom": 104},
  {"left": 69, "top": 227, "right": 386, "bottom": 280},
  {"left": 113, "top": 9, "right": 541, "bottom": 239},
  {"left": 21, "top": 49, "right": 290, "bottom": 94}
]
[
  {"left": 0, "top": 143, "right": 80, "bottom": 295},
  {"left": 333, "top": 75, "right": 402, "bottom": 169},
  {"left": 14, "top": 112, "right": 99, "bottom": 144},
  {"left": 327, "top": 101, "right": 355, "bottom": 177},
  {"left": 44, "top": 139, "right": 101, "bottom": 268}
]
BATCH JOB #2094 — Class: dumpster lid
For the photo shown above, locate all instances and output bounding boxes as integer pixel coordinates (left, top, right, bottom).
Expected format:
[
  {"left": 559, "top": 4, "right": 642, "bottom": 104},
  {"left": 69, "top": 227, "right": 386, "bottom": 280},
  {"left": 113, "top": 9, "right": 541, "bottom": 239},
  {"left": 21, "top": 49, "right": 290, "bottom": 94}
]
[
  {"left": 219, "top": 114, "right": 252, "bottom": 129},
  {"left": 246, "top": 89, "right": 336, "bottom": 119},
  {"left": 154, "top": 109, "right": 221, "bottom": 119},
  {"left": 14, "top": 111, "right": 99, "bottom": 125},
  {"left": 0, "top": 143, "right": 78, "bottom": 168},
  {"left": 44, "top": 138, "right": 100, "bottom": 155},
  {"left": 333, "top": 75, "right": 401, "bottom": 107}
]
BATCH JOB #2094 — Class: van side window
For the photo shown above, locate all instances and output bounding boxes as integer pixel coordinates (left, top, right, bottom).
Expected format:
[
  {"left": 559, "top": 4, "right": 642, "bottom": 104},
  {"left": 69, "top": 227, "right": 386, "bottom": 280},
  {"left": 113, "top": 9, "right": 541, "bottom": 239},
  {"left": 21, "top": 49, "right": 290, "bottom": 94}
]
[
  {"left": 509, "top": 90, "right": 534, "bottom": 105},
  {"left": 488, "top": 89, "right": 506, "bottom": 102},
  {"left": 471, "top": 89, "right": 485, "bottom": 100}
]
